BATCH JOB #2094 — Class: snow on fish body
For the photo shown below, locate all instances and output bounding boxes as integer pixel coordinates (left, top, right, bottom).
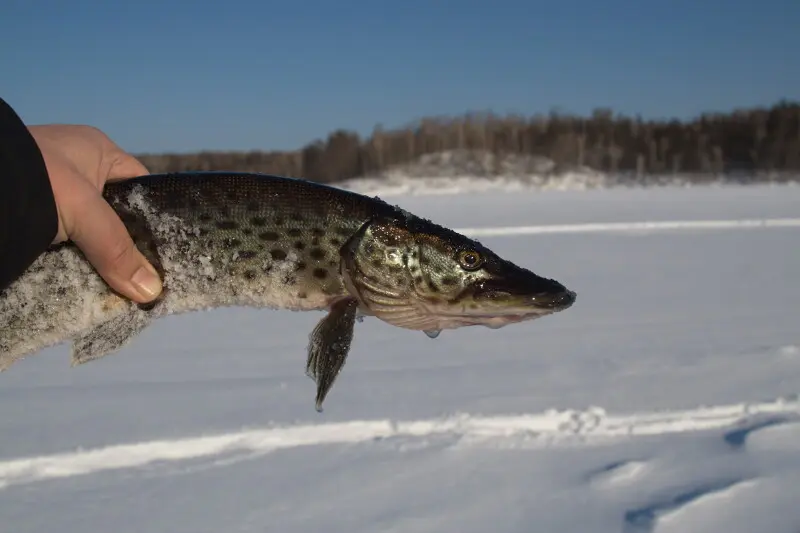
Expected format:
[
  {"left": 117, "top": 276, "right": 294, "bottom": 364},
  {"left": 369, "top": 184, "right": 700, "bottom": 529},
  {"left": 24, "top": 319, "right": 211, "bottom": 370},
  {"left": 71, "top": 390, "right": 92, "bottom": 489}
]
[{"left": 0, "top": 172, "right": 576, "bottom": 410}]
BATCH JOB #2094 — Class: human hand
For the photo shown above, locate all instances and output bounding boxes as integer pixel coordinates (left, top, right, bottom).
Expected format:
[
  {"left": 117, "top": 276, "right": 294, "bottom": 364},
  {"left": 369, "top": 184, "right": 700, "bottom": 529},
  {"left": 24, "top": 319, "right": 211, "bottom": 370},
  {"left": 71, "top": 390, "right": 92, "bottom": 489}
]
[{"left": 28, "top": 124, "right": 163, "bottom": 304}]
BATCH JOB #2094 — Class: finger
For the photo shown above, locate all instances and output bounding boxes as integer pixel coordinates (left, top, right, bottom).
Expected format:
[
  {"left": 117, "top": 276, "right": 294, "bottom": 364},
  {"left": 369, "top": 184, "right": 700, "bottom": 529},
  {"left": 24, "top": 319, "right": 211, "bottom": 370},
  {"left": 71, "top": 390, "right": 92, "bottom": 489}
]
[
  {"left": 69, "top": 191, "right": 162, "bottom": 303},
  {"left": 108, "top": 152, "right": 149, "bottom": 180}
]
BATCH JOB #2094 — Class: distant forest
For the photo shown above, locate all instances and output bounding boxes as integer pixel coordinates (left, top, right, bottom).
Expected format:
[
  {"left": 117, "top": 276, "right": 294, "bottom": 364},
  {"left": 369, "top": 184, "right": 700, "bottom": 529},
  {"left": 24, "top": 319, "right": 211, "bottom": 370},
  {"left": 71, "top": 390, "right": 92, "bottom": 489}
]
[{"left": 137, "top": 100, "right": 800, "bottom": 184}]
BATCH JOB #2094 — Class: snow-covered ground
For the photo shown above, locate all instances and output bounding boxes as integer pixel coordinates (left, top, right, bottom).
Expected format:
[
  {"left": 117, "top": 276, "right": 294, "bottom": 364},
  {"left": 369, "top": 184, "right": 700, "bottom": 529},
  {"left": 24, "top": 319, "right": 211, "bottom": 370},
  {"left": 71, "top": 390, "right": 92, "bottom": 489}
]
[{"left": 1, "top": 183, "right": 799, "bottom": 533}]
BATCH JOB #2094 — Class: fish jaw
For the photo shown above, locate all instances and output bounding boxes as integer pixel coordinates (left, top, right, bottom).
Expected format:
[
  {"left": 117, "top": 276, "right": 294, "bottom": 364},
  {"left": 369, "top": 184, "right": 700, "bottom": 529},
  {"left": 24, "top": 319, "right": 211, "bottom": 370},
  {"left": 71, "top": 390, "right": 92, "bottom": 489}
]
[
  {"left": 411, "top": 287, "right": 577, "bottom": 331},
  {"left": 361, "top": 283, "right": 576, "bottom": 333},
  {"left": 423, "top": 259, "right": 578, "bottom": 329}
]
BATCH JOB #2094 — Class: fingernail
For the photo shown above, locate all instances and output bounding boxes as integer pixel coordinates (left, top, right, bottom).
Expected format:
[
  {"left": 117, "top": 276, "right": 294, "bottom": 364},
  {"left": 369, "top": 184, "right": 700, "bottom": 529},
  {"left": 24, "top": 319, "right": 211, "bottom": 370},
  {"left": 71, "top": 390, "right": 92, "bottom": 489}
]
[{"left": 131, "top": 265, "right": 162, "bottom": 300}]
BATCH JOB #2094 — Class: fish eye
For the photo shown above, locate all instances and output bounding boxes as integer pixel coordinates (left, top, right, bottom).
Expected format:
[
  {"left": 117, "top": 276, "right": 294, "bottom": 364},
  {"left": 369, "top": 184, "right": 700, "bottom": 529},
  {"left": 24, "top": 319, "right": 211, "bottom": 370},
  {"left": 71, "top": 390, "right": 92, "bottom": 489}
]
[{"left": 457, "top": 250, "right": 484, "bottom": 271}]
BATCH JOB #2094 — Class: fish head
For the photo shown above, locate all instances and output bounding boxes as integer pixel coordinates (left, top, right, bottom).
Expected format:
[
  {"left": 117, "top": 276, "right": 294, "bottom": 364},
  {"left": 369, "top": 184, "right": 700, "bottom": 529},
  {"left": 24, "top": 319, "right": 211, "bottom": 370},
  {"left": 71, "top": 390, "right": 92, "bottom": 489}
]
[{"left": 340, "top": 213, "right": 576, "bottom": 332}]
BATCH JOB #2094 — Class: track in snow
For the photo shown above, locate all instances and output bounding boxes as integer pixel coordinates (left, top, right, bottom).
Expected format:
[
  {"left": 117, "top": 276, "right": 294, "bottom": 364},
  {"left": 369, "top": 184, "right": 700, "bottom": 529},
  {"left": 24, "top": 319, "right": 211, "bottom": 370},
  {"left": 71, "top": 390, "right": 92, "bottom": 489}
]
[
  {"left": 1, "top": 396, "right": 798, "bottom": 490},
  {"left": 456, "top": 217, "right": 800, "bottom": 238}
]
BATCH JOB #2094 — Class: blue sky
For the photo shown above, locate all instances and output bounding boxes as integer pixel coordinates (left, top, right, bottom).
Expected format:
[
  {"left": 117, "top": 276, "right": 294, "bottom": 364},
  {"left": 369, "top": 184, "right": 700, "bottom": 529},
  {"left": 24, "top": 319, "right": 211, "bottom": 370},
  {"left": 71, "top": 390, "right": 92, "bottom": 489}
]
[{"left": 1, "top": 0, "right": 797, "bottom": 153}]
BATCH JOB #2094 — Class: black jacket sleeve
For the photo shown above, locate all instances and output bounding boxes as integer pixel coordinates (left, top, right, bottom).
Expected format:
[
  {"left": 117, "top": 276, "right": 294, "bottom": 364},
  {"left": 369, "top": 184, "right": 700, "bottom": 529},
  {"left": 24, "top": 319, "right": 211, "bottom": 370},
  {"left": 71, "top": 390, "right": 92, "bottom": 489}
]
[{"left": 0, "top": 97, "right": 59, "bottom": 293}]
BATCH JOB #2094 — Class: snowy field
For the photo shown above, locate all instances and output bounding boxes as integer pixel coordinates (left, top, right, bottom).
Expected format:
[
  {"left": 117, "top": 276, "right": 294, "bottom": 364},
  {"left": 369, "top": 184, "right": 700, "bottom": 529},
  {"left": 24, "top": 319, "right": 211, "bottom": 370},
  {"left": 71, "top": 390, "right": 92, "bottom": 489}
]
[{"left": 1, "top": 183, "right": 799, "bottom": 533}]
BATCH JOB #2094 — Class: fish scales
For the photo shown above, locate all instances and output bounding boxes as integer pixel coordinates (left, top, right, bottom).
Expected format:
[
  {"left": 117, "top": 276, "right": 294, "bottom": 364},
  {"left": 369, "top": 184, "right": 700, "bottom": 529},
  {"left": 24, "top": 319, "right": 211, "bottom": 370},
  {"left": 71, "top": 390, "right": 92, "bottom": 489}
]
[
  {"left": 0, "top": 172, "right": 576, "bottom": 411},
  {"left": 116, "top": 171, "right": 399, "bottom": 309},
  {"left": 1, "top": 173, "right": 390, "bottom": 366}
]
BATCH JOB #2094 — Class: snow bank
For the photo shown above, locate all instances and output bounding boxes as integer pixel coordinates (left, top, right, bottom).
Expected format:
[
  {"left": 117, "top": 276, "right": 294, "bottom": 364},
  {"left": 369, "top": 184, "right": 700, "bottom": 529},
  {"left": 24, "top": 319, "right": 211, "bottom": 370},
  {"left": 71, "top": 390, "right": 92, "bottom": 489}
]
[{"left": 339, "top": 149, "right": 800, "bottom": 197}]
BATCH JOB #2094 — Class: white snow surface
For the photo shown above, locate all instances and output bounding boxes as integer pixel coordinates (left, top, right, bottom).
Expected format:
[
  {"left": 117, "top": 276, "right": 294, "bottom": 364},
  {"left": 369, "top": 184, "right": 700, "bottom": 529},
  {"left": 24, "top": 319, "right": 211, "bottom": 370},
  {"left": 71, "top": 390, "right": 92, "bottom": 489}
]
[{"left": 1, "top": 182, "right": 800, "bottom": 533}]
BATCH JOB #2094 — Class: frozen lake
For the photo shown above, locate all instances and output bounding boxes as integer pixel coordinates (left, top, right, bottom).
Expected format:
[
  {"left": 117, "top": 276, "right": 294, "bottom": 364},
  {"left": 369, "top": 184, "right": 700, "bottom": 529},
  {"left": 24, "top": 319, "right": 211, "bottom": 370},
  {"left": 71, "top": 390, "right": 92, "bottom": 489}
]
[{"left": 1, "top": 183, "right": 799, "bottom": 533}]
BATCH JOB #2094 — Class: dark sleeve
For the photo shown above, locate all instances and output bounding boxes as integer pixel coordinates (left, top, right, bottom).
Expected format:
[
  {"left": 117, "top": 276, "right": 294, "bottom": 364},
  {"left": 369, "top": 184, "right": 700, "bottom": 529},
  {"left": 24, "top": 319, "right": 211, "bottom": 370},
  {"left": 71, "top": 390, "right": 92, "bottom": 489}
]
[{"left": 0, "top": 97, "right": 59, "bottom": 293}]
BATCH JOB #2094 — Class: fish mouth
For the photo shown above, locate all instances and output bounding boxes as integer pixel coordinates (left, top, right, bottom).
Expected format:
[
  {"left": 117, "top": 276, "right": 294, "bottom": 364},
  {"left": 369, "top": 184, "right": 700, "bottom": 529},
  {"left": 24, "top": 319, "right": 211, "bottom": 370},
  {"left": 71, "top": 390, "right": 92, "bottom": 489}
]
[
  {"left": 427, "top": 276, "right": 577, "bottom": 329},
  {"left": 469, "top": 275, "right": 576, "bottom": 312},
  {"left": 472, "top": 285, "right": 577, "bottom": 313}
]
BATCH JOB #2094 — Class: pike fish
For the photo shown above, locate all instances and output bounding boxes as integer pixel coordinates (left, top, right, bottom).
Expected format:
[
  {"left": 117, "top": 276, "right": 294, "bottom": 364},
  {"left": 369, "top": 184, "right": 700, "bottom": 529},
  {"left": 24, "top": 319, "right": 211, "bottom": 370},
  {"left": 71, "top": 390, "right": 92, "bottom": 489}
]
[{"left": 0, "top": 172, "right": 576, "bottom": 411}]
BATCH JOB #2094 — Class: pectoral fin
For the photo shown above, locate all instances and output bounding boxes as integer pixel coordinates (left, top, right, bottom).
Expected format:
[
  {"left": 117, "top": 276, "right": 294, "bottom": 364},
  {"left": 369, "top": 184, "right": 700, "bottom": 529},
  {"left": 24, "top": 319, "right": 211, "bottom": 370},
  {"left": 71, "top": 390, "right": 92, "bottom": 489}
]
[
  {"left": 71, "top": 309, "right": 152, "bottom": 366},
  {"left": 306, "top": 296, "right": 359, "bottom": 412}
]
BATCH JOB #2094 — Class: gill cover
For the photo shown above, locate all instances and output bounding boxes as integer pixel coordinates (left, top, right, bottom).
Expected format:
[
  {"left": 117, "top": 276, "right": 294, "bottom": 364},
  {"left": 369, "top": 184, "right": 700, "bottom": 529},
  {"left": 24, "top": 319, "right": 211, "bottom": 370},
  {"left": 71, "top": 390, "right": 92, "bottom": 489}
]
[{"left": 339, "top": 216, "right": 439, "bottom": 331}]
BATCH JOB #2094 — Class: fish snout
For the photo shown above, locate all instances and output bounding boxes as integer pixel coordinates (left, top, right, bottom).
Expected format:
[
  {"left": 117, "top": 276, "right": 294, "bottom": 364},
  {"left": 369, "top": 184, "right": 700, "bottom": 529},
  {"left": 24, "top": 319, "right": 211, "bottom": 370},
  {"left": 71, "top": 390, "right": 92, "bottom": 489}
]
[
  {"left": 539, "top": 288, "right": 576, "bottom": 310},
  {"left": 526, "top": 276, "right": 576, "bottom": 312}
]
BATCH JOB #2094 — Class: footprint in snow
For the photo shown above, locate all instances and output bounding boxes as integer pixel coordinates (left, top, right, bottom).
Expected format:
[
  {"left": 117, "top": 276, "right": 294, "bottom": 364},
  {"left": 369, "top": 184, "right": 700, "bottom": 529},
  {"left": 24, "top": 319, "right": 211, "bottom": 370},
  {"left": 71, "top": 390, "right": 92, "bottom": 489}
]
[{"left": 587, "top": 459, "right": 651, "bottom": 489}]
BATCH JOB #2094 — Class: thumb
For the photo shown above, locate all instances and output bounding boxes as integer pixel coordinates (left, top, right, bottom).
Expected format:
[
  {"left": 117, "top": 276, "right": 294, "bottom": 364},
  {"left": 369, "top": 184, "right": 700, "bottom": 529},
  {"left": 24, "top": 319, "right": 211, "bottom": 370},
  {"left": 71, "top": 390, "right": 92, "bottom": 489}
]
[
  {"left": 107, "top": 151, "right": 150, "bottom": 181},
  {"left": 69, "top": 191, "right": 163, "bottom": 304}
]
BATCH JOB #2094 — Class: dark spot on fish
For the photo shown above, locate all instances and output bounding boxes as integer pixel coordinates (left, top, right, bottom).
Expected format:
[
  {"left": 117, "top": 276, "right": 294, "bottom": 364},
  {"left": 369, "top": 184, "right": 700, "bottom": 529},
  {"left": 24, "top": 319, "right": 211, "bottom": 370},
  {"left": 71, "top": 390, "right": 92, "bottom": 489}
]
[
  {"left": 259, "top": 231, "right": 280, "bottom": 241},
  {"left": 298, "top": 291, "right": 308, "bottom": 299},
  {"left": 371, "top": 259, "right": 383, "bottom": 268},
  {"left": 441, "top": 276, "right": 458, "bottom": 286},
  {"left": 296, "top": 261, "right": 307, "bottom": 271},
  {"left": 294, "top": 241, "right": 305, "bottom": 250},
  {"left": 139, "top": 300, "right": 158, "bottom": 312},
  {"left": 198, "top": 227, "right": 209, "bottom": 237},
  {"left": 199, "top": 213, "right": 213, "bottom": 223},
  {"left": 313, "top": 268, "right": 328, "bottom": 280},
  {"left": 199, "top": 186, "right": 217, "bottom": 200},
  {"left": 263, "top": 264, "right": 273, "bottom": 274},
  {"left": 330, "top": 238, "right": 341, "bottom": 246},
  {"left": 414, "top": 275, "right": 424, "bottom": 284},
  {"left": 216, "top": 220, "right": 239, "bottom": 230},
  {"left": 251, "top": 217, "right": 267, "bottom": 227},
  {"left": 237, "top": 250, "right": 258, "bottom": 260},
  {"left": 118, "top": 212, "right": 139, "bottom": 226},
  {"left": 274, "top": 216, "right": 285, "bottom": 226},
  {"left": 428, "top": 282, "right": 439, "bottom": 293},
  {"left": 321, "top": 284, "right": 337, "bottom": 295},
  {"left": 312, "top": 228, "right": 326, "bottom": 237},
  {"left": 206, "top": 239, "right": 214, "bottom": 247},
  {"left": 288, "top": 228, "right": 303, "bottom": 237},
  {"left": 57, "top": 287, "right": 67, "bottom": 297},
  {"left": 311, "top": 237, "right": 320, "bottom": 246},
  {"left": 242, "top": 228, "right": 253, "bottom": 236},
  {"left": 244, "top": 269, "right": 257, "bottom": 280},
  {"left": 271, "top": 249, "right": 287, "bottom": 261},
  {"left": 309, "top": 248, "right": 326, "bottom": 260},
  {"left": 396, "top": 276, "right": 405, "bottom": 286},
  {"left": 246, "top": 201, "right": 260, "bottom": 212}
]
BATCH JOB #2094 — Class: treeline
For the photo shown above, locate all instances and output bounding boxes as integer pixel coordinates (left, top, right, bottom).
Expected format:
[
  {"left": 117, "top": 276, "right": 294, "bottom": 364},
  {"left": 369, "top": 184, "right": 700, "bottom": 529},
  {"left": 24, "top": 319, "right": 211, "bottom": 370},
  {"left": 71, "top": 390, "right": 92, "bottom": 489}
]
[{"left": 137, "top": 100, "right": 800, "bottom": 183}]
